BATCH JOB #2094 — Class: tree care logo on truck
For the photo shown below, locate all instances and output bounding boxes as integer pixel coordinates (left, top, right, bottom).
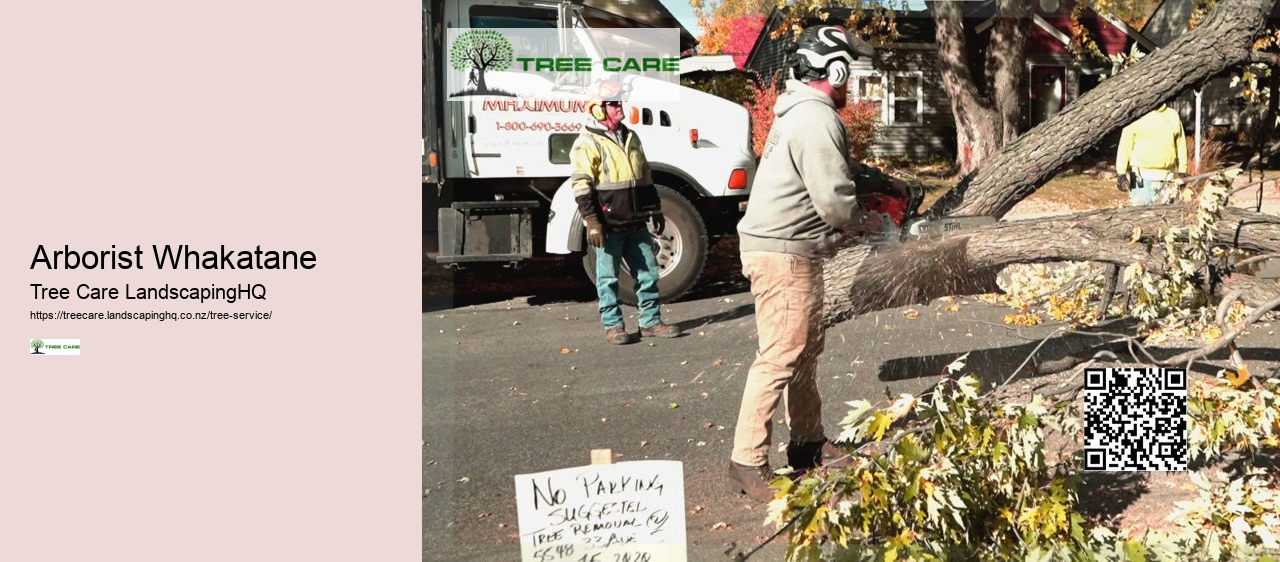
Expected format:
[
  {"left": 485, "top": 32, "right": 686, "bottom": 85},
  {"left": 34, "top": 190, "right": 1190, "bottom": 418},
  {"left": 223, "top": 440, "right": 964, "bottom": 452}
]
[
  {"left": 448, "top": 30, "right": 517, "bottom": 97},
  {"left": 446, "top": 28, "right": 681, "bottom": 102}
]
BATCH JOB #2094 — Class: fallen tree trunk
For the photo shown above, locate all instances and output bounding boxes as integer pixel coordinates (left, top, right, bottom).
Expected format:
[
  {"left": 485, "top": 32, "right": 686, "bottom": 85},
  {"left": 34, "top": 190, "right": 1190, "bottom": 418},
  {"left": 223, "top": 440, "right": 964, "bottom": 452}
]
[
  {"left": 822, "top": 0, "right": 1279, "bottom": 326},
  {"left": 823, "top": 206, "right": 1280, "bottom": 327},
  {"left": 923, "top": 0, "right": 1276, "bottom": 220}
]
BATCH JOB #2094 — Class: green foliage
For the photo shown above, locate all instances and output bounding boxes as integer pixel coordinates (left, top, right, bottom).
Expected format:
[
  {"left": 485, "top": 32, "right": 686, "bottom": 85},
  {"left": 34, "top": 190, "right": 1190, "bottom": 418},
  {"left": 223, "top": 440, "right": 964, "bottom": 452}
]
[
  {"left": 1123, "top": 171, "right": 1235, "bottom": 331},
  {"left": 770, "top": 363, "right": 1092, "bottom": 561},
  {"left": 767, "top": 366, "right": 1280, "bottom": 561}
]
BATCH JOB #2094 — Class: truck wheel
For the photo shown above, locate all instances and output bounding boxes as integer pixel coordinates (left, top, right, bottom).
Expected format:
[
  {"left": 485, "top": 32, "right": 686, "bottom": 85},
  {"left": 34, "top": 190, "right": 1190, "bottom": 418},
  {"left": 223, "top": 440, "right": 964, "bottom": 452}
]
[{"left": 582, "top": 185, "right": 707, "bottom": 305}]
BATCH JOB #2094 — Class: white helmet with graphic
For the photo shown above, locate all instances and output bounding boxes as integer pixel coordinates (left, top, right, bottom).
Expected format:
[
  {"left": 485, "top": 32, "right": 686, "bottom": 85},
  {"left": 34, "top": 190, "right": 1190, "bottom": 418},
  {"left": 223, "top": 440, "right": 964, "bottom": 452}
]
[{"left": 789, "top": 25, "right": 874, "bottom": 88}]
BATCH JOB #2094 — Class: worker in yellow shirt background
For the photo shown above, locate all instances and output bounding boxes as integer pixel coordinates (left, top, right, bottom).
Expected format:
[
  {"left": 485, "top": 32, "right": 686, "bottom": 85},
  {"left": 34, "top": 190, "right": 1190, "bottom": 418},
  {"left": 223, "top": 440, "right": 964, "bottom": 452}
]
[{"left": 1115, "top": 104, "right": 1188, "bottom": 205}]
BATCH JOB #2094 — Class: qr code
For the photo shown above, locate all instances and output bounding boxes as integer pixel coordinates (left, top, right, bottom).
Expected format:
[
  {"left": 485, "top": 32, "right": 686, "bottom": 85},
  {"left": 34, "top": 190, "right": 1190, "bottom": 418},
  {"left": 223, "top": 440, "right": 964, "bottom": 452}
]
[{"left": 1083, "top": 367, "right": 1188, "bottom": 471}]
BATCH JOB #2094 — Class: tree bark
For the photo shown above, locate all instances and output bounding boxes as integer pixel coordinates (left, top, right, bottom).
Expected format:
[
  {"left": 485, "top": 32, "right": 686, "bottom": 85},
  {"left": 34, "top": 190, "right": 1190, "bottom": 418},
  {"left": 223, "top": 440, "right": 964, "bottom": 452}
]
[
  {"left": 986, "top": 0, "right": 1029, "bottom": 145},
  {"left": 926, "top": 0, "right": 1276, "bottom": 220},
  {"left": 930, "top": 0, "right": 1027, "bottom": 176},
  {"left": 823, "top": 206, "right": 1280, "bottom": 327}
]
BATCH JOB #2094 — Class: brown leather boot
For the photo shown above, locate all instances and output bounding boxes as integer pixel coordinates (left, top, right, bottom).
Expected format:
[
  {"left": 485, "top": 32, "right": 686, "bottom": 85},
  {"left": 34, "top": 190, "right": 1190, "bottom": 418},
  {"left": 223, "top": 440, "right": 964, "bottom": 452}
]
[
  {"left": 639, "top": 322, "right": 682, "bottom": 338},
  {"left": 787, "top": 439, "right": 853, "bottom": 470},
  {"left": 727, "top": 461, "right": 776, "bottom": 502},
  {"left": 604, "top": 326, "right": 633, "bottom": 345}
]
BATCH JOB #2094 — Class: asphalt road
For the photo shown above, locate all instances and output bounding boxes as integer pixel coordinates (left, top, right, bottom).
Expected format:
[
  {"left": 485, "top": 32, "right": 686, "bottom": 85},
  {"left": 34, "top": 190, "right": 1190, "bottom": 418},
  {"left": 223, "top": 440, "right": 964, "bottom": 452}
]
[
  {"left": 422, "top": 255, "right": 1095, "bottom": 561},
  {"left": 423, "top": 202, "right": 1280, "bottom": 561}
]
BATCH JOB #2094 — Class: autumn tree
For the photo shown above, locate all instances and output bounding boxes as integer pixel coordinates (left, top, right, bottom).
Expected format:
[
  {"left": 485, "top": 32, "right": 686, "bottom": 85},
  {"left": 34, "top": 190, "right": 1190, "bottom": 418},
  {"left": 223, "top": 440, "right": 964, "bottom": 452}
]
[
  {"left": 821, "top": 0, "right": 1280, "bottom": 341},
  {"left": 691, "top": 0, "right": 775, "bottom": 56},
  {"left": 924, "top": 0, "right": 1029, "bottom": 177}
]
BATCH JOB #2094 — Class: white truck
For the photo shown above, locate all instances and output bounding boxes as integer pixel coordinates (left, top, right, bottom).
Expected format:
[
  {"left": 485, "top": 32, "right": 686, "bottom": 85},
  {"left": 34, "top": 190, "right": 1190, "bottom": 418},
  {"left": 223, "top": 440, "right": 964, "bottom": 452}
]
[{"left": 423, "top": 0, "right": 756, "bottom": 302}]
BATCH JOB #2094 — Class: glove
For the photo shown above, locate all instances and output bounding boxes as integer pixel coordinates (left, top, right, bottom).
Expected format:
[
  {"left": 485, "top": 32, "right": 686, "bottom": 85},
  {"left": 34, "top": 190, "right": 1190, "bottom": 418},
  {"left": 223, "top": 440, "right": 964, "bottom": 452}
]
[
  {"left": 649, "top": 213, "right": 665, "bottom": 235},
  {"left": 583, "top": 215, "right": 605, "bottom": 248},
  {"left": 1116, "top": 174, "right": 1130, "bottom": 192}
]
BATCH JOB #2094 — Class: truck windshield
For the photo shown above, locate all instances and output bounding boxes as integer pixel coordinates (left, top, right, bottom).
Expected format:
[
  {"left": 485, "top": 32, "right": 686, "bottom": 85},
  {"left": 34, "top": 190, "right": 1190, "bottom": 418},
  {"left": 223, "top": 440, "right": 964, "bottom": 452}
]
[{"left": 469, "top": 6, "right": 555, "bottom": 28}]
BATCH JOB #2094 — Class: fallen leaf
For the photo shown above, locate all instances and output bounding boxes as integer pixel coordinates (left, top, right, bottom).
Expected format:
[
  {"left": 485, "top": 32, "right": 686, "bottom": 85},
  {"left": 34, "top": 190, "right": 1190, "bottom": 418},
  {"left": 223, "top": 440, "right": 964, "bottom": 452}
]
[
  {"left": 904, "top": 309, "right": 919, "bottom": 319},
  {"left": 669, "top": 403, "right": 679, "bottom": 409},
  {"left": 946, "top": 304, "right": 960, "bottom": 312},
  {"left": 710, "top": 522, "right": 732, "bottom": 531},
  {"left": 458, "top": 477, "right": 471, "bottom": 483},
  {"left": 512, "top": 321, "right": 521, "bottom": 326},
  {"left": 701, "top": 392, "right": 709, "bottom": 398},
  {"left": 680, "top": 360, "right": 688, "bottom": 365},
  {"left": 702, "top": 422, "right": 714, "bottom": 429},
  {"left": 712, "top": 359, "right": 724, "bottom": 366},
  {"left": 560, "top": 348, "right": 572, "bottom": 354},
  {"left": 696, "top": 441, "right": 707, "bottom": 446},
  {"left": 478, "top": 512, "right": 492, "bottom": 519},
  {"left": 690, "top": 505, "right": 705, "bottom": 514}
]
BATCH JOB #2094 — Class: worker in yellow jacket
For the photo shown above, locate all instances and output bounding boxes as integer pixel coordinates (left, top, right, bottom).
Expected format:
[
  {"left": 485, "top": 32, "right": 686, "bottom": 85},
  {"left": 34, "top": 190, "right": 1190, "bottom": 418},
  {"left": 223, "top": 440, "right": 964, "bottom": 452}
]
[
  {"left": 571, "top": 79, "right": 681, "bottom": 345},
  {"left": 1115, "top": 104, "right": 1188, "bottom": 205}
]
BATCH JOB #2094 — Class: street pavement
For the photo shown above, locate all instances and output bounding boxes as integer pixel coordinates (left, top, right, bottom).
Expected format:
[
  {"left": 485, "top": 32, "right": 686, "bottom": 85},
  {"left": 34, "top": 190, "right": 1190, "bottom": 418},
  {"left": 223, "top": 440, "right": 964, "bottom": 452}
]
[
  {"left": 423, "top": 271, "right": 1108, "bottom": 560},
  {"left": 424, "top": 180, "right": 1280, "bottom": 560}
]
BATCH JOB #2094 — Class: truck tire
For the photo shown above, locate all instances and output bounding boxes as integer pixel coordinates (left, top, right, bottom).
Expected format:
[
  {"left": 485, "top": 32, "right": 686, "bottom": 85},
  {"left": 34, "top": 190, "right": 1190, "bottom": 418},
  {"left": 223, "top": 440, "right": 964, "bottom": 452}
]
[{"left": 582, "top": 185, "right": 707, "bottom": 305}]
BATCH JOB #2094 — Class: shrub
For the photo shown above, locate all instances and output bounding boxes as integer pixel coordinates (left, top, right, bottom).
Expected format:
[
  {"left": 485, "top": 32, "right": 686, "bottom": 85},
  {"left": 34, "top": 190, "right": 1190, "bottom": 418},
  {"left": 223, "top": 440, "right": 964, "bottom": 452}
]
[
  {"left": 681, "top": 72, "right": 756, "bottom": 107},
  {"left": 1187, "top": 135, "right": 1227, "bottom": 176}
]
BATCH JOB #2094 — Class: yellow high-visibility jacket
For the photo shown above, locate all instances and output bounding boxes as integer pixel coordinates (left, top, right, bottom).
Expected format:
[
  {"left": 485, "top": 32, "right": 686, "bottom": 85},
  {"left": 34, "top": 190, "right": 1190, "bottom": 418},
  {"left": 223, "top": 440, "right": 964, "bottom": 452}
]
[
  {"left": 1116, "top": 106, "right": 1188, "bottom": 176},
  {"left": 570, "top": 124, "right": 660, "bottom": 229}
]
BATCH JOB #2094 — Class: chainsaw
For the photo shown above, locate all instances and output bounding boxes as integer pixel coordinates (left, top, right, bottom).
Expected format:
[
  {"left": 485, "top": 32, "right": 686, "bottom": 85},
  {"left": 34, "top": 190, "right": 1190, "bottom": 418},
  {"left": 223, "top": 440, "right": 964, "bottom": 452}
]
[{"left": 858, "top": 180, "right": 996, "bottom": 244}]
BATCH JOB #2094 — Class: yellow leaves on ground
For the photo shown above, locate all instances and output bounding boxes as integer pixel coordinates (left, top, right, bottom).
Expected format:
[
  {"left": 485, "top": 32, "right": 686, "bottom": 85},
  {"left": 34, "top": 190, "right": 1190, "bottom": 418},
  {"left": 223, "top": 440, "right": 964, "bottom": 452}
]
[
  {"left": 904, "top": 309, "right": 920, "bottom": 319},
  {"left": 1221, "top": 366, "right": 1250, "bottom": 388},
  {"left": 1003, "top": 311, "right": 1043, "bottom": 326}
]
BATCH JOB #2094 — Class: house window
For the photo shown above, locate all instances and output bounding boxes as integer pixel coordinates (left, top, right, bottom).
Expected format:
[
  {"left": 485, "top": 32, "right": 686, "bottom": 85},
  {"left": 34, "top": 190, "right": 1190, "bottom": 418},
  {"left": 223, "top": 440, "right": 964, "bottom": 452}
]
[{"left": 851, "top": 71, "right": 923, "bottom": 125}]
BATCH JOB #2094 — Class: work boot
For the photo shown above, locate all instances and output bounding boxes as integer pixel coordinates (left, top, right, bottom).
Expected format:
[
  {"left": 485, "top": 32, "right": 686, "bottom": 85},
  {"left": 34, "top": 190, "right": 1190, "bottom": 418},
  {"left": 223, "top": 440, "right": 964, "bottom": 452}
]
[
  {"left": 604, "top": 326, "right": 633, "bottom": 345},
  {"left": 787, "top": 439, "right": 853, "bottom": 470},
  {"left": 639, "top": 322, "right": 682, "bottom": 338},
  {"left": 727, "top": 461, "right": 776, "bottom": 502}
]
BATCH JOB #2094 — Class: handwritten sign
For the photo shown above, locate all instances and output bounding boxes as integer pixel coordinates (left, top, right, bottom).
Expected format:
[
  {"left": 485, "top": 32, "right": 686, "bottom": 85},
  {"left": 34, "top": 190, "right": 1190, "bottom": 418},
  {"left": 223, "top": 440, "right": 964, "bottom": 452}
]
[{"left": 514, "top": 460, "right": 686, "bottom": 562}]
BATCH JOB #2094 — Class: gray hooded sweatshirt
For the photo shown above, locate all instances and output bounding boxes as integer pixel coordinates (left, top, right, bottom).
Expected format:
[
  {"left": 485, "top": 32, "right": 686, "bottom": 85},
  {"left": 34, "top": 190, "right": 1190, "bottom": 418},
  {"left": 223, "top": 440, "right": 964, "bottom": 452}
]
[{"left": 737, "top": 79, "right": 875, "bottom": 257}]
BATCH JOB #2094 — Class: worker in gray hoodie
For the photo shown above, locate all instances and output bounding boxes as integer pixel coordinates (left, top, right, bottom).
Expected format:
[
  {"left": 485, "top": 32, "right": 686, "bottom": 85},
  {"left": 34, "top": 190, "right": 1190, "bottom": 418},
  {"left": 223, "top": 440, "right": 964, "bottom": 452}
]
[{"left": 728, "top": 24, "right": 903, "bottom": 502}]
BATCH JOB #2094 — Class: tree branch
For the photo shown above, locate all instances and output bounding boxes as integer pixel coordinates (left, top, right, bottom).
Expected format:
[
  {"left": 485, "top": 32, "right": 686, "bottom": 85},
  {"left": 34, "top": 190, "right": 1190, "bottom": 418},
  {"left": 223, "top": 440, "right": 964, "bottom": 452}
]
[
  {"left": 1159, "top": 295, "right": 1280, "bottom": 366},
  {"left": 1250, "top": 51, "right": 1280, "bottom": 66}
]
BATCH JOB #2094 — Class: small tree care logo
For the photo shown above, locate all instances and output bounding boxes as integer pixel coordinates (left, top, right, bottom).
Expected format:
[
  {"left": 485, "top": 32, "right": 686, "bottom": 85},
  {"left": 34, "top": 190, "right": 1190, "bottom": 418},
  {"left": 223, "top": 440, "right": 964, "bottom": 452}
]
[
  {"left": 30, "top": 339, "right": 80, "bottom": 355},
  {"left": 448, "top": 30, "right": 516, "bottom": 98}
]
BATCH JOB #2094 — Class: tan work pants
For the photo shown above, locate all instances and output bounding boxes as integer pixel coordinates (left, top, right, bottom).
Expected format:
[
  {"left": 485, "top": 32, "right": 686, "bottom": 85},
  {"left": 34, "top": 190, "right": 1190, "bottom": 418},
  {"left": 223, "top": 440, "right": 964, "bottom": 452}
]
[{"left": 731, "top": 251, "right": 826, "bottom": 467}]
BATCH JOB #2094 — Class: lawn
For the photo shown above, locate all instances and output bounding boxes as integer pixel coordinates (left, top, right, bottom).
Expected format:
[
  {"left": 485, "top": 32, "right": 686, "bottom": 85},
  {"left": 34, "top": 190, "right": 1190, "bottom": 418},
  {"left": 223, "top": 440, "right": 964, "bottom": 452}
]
[{"left": 898, "top": 155, "right": 1127, "bottom": 214}]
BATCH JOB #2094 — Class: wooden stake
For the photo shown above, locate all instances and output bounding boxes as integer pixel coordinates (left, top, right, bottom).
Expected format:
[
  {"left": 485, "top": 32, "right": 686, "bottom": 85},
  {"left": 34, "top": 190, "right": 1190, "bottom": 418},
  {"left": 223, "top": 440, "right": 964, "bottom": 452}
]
[{"left": 591, "top": 449, "right": 614, "bottom": 465}]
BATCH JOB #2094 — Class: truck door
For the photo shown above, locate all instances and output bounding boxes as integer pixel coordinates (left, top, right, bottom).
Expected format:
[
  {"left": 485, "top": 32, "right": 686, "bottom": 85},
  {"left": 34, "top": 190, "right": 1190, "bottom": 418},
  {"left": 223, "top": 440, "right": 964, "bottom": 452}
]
[
  {"left": 423, "top": 0, "right": 441, "bottom": 183},
  {"left": 449, "top": 0, "right": 589, "bottom": 179}
]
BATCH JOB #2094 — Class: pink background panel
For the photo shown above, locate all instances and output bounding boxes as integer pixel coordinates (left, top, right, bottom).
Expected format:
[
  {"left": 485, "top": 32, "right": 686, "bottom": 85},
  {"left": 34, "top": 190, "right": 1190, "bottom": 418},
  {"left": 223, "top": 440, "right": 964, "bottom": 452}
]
[{"left": 0, "top": 2, "right": 421, "bottom": 560}]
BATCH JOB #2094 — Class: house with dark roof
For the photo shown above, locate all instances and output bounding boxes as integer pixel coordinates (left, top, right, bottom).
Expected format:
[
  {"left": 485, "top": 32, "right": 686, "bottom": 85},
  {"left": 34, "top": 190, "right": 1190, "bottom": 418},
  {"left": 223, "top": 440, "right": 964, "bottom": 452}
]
[
  {"left": 742, "top": 0, "right": 1153, "bottom": 159},
  {"left": 1141, "top": 0, "right": 1280, "bottom": 141}
]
